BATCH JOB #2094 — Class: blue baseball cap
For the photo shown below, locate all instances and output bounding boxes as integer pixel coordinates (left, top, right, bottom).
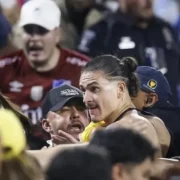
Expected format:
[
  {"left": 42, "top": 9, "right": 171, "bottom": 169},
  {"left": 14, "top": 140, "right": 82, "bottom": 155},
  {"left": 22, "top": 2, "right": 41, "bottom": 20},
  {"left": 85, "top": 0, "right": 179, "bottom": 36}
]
[
  {"left": 41, "top": 84, "right": 84, "bottom": 118},
  {"left": 0, "top": 13, "right": 11, "bottom": 49},
  {"left": 136, "top": 66, "right": 172, "bottom": 101}
]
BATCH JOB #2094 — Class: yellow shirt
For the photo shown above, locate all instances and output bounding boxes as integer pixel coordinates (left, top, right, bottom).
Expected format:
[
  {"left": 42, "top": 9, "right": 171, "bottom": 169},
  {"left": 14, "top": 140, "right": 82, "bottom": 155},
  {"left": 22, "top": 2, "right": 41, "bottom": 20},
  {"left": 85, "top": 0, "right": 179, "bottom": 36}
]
[{"left": 80, "top": 121, "right": 106, "bottom": 142}]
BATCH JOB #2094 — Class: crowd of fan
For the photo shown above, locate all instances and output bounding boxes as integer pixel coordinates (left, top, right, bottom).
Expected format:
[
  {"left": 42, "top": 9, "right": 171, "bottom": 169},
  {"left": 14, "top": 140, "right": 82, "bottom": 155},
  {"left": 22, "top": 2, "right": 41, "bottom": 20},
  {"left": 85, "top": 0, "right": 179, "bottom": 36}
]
[{"left": 1, "top": 0, "right": 180, "bottom": 180}]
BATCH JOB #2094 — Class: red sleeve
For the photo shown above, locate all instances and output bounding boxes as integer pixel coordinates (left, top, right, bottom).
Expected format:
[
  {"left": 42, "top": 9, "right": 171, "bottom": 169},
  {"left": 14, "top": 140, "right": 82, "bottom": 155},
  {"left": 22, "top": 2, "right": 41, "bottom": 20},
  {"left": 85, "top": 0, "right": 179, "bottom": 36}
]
[{"left": 62, "top": 48, "right": 91, "bottom": 62}]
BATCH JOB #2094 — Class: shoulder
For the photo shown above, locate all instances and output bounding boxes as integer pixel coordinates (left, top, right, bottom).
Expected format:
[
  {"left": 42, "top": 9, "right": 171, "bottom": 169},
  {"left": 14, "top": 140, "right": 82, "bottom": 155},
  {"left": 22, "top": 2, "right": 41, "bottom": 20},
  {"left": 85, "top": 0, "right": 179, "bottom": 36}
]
[
  {"left": 107, "top": 111, "right": 152, "bottom": 130},
  {"left": 143, "top": 114, "right": 169, "bottom": 134},
  {"left": 0, "top": 50, "right": 24, "bottom": 69},
  {"left": 147, "top": 115, "right": 170, "bottom": 157},
  {"left": 153, "top": 16, "right": 172, "bottom": 28},
  {"left": 148, "top": 116, "right": 170, "bottom": 139},
  {"left": 153, "top": 16, "right": 178, "bottom": 38},
  {"left": 107, "top": 112, "right": 160, "bottom": 153},
  {"left": 61, "top": 48, "right": 90, "bottom": 60},
  {"left": 61, "top": 48, "right": 91, "bottom": 67},
  {"left": 148, "top": 116, "right": 166, "bottom": 127},
  {"left": 145, "top": 115, "right": 170, "bottom": 139},
  {"left": 130, "top": 110, "right": 153, "bottom": 124},
  {"left": 139, "top": 111, "right": 164, "bottom": 125}
]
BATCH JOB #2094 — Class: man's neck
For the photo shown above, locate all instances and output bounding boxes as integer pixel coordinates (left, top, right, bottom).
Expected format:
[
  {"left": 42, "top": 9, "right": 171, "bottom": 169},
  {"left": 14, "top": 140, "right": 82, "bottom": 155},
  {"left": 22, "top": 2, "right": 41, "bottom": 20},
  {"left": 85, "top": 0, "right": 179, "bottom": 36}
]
[
  {"left": 136, "top": 18, "right": 150, "bottom": 29},
  {"left": 105, "top": 98, "right": 135, "bottom": 125},
  {"left": 33, "top": 48, "right": 60, "bottom": 72}
]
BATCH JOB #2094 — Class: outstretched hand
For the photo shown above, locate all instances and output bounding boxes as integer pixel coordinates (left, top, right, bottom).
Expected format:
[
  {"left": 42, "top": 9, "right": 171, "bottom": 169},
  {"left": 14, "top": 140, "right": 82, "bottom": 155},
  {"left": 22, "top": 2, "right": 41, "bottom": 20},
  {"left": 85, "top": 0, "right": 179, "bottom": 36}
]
[{"left": 51, "top": 130, "right": 79, "bottom": 145}]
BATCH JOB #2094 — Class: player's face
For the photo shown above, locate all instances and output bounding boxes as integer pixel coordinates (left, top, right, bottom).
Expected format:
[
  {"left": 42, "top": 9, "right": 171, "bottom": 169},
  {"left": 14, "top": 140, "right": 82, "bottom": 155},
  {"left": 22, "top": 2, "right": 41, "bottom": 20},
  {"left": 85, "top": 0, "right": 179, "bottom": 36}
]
[
  {"left": 22, "top": 24, "right": 60, "bottom": 68},
  {"left": 79, "top": 70, "right": 122, "bottom": 123},
  {"left": 45, "top": 99, "right": 88, "bottom": 140}
]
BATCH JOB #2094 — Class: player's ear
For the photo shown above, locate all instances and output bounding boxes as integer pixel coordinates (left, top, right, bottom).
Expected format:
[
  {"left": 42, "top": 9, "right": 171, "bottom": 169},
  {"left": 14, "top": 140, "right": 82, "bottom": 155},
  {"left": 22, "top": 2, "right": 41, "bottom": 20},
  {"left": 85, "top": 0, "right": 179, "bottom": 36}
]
[{"left": 144, "top": 93, "right": 158, "bottom": 108}]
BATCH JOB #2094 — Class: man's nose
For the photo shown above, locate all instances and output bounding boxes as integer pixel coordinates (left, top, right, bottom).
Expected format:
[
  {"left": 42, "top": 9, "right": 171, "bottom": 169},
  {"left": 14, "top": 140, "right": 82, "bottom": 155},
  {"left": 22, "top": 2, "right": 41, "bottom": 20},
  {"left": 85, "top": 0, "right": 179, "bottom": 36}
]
[
  {"left": 70, "top": 106, "right": 80, "bottom": 120},
  {"left": 83, "top": 91, "right": 93, "bottom": 104},
  {"left": 30, "top": 34, "right": 41, "bottom": 41}
]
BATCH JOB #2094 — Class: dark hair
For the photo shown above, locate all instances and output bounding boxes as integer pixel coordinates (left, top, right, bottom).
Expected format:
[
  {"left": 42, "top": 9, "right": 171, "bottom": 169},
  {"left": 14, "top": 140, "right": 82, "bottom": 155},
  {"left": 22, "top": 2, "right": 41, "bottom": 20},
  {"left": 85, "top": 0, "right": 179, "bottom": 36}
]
[
  {"left": 81, "top": 55, "right": 139, "bottom": 97},
  {"left": 0, "top": 93, "right": 31, "bottom": 130},
  {"left": 89, "top": 128, "right": 157, "bottom": 165},
  {"left": 1, "top": 152, "right": 44, "bottom": 180},
  {"left": 0, "top": 93, "right": 47, "bottom": 150},
  {"left": 46, "top": 146, "right": 111, "bottom": 180}
]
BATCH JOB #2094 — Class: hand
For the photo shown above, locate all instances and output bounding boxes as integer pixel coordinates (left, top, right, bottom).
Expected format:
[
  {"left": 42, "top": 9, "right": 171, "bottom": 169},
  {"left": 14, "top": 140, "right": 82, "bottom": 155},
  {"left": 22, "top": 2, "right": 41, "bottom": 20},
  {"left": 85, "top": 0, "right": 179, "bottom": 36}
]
[
  {"left": 41, "top": 146, "right": 48, "bottom": 149},
  {"left": 51, "top": 130, "right": 79, "bottom": 145}
]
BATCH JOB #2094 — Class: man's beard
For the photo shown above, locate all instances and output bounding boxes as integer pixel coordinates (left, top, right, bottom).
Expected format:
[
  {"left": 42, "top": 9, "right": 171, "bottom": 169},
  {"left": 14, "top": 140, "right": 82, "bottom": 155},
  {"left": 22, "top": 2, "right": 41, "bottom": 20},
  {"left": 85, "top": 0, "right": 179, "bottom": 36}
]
[
  {"left": 136, "top": 16, "right": 153, "bottom": 23},
  {"left": 126, "top": 4, "right": 153, "bottom": 23}
]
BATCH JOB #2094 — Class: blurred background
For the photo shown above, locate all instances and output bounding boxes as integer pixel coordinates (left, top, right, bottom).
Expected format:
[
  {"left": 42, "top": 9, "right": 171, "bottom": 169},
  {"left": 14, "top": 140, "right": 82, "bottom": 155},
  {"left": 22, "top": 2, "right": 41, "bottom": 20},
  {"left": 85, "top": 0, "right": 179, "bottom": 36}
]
[
  {"left": 1, "top": 0, "right": 180, "bottom": 68},
  {"left": 1, "top": 0, "right": 180, "bottom": 51}
]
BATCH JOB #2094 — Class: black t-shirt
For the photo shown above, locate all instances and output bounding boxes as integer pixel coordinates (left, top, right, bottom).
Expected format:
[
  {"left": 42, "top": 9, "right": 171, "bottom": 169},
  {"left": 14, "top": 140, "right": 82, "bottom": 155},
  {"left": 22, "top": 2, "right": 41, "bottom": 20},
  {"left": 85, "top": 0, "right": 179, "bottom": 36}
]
[
  {"left": 26, "top": 132, "right": 47, "bottom": 150},
  {"left": 146, "top": 102, "right": 180, "bottom": 157}
]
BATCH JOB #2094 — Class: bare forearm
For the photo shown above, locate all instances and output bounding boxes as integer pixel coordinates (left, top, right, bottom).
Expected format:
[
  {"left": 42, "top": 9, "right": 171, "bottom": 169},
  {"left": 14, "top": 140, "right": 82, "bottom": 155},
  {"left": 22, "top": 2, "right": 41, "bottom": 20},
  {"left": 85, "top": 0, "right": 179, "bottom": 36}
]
[{"left": 27, "top": 143, "right": 88, "bottom": 170}]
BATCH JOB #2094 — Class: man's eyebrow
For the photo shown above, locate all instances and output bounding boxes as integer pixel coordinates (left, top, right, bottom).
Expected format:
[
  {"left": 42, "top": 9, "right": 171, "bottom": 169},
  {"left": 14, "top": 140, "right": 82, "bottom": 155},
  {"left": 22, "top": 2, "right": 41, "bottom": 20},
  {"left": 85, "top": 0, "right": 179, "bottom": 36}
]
[
  {"left": 79, "top": 81, "right": 99, "bottom": 89},
  {"left": 87, "top": 82, "right": 99, "bottom": 87}
]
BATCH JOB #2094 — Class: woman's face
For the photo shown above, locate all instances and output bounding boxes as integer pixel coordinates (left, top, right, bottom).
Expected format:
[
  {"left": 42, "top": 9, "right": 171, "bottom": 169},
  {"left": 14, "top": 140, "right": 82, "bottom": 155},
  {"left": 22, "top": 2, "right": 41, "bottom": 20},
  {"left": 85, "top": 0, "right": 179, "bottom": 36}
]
[{"left": 79, "top": 70, "right": 121, "bottom": 122}]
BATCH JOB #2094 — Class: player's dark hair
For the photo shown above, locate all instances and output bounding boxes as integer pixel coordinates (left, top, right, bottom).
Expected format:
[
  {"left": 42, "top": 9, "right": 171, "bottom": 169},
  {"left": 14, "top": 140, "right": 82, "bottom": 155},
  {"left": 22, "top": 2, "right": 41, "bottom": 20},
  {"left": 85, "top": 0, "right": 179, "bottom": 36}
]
[{"left": 81, "top": 55, "right": 139, "bottom": 97}]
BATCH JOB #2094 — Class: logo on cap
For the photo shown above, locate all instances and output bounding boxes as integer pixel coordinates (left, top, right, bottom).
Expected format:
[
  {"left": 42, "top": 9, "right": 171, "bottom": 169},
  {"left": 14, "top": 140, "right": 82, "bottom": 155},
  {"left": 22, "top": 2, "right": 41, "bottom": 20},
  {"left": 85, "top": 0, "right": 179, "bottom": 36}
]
[
  {"left": 147, "top": 80, "right": 157, "bottom": 90},
  {"left": 60, "top": 89, "right": 79, "bottom": 96}
]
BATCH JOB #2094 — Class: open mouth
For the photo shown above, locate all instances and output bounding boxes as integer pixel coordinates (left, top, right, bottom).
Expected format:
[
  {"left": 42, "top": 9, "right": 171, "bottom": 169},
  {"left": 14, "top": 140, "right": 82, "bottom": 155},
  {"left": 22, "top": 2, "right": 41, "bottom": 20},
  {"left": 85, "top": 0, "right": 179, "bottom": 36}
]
[
  {"left": 27, "top": 45, "right": 43, "bottom": 55},
  {"left": 68, "top": 121, "right": 84, "bottom": 134},
  {"left": 86, "top": 103, "right": 99, "bottom": 110},
  {"left": 87, "top": 103, "right": 100, "bottom": 115}
]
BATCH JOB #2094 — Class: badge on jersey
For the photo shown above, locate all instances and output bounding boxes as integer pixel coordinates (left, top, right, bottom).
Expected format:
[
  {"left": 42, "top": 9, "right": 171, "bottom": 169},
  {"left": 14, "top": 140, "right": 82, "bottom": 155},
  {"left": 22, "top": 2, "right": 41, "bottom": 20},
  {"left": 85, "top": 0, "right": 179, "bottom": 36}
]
[
  {"left": 118, "top": 37, "right": 136, "bottom": 50},
  {"left": 9, "top": 81, "right": 24, "bottom": 92},
  {"left": 30, "top": 86, "right": 43, "bottom": 102},
  {"left": 52, "top": 79, "right": 71, "bottom": 88}
]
